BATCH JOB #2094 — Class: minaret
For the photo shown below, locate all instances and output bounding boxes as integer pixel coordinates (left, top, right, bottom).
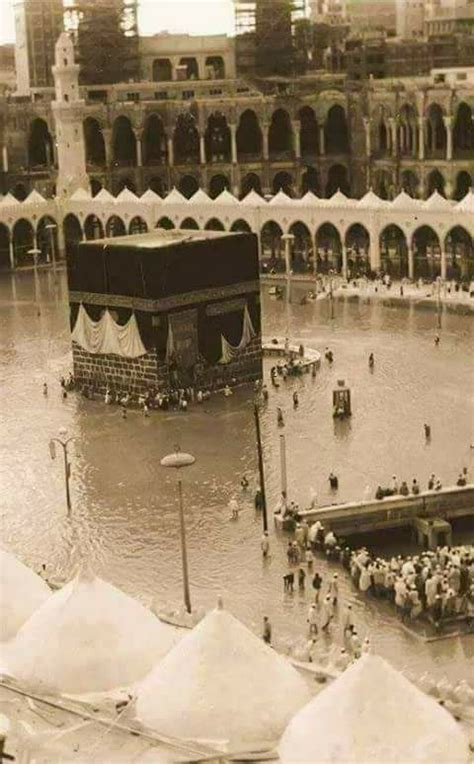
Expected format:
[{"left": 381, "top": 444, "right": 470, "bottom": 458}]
[{"left": 52, "top": 32, "right": 90, "bottom": 198}]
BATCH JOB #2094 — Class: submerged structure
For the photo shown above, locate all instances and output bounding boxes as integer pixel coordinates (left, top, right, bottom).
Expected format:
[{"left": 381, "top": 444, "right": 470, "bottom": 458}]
[{"left": 66, "top": 228, "right": 262, "bottom": 395}]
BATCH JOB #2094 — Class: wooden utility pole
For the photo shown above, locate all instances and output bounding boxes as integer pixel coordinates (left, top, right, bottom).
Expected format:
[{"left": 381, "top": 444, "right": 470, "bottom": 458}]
[{"left": 254, "top": 403, "right": 268, "bottom": 532}]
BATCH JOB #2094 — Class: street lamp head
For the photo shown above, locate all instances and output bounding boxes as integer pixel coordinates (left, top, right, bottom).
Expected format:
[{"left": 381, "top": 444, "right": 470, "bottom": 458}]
[{"left": 161, "top": 449, "right": 196, "bottom": 469}]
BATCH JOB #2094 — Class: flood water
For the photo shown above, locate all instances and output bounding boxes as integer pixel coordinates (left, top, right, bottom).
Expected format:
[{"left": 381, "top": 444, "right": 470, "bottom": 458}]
[{"left": 1, "top": 270, "right": 473, "bottom": 683}]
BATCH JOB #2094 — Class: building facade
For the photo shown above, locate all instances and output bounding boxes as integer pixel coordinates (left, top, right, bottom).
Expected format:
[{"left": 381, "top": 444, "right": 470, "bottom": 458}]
[{"left": 13, "top": 0, "right": 64, "bottom": 94}]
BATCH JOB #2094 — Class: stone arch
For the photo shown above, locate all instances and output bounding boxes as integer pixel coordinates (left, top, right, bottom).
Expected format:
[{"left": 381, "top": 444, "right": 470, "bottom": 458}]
[
  {"left": 301, "top": 166, "right": 320, "bottom": 196},
  {"left": 345, "top": 223, "right": 370, "bottom": 276},
  {"left": 237, "top": 109, "right": 262, "bottom": 158},
  {"left": 105, "top": 215, "right": 126, "bottom": 237},
  {"left": 272, "top": 171, "right": 293, "bottom": 196},
  {"left": 0, "top": 223, "right": 10, "bottom": 269},
  {"left": 84, "top": 214, "right": 104, "bottom": 240},
  {"left": 205, "top": 112, "right": 231, "bottom": 162},
  {"left": 240, "top": 172, "right": 262, "bottom": 198},
  {"left": 129, "top": 216, "right": 148, "bottom": 234},
  {"left": 83, "top": 117, "right": 106, "bottom": 166},
  {"left": 90, "top": 177, "right": 103, "bottom": 197},
  {"left": 115, "top": 176, "right": 137, "bottom": 195},
  {"left": 177, "top": 174, "right": 199, "bottom": 199},
  {"left": 143, "top": 114, "right": 167, "bottom": 165},
  {"left": 11, "top": 182, "right": 28, "bottom": 201},
  {"left": 28, "top": 118, "right": 53, "bottom": 168},
  {"left": 179, "top": 57, "right": 199, "bottom": 80},
  {"left": 156, "top": 216, "right": 175, "bottom": 230},
  {"left": 326, "top": 164, "right": 349, "bottom": 197},
  {"left": 37, "top": 215, "right": 58, "bottom": 264},
  {"left": 299, "top": 106, "right": 318, "bottom": 156},
  {"left": 426, "top": 169, "right": 445, "bottom": 198},
  {"left": 453, "top": 102, "right": 473, "bottom": 157},
  {"left": 325, "top": 105, "right": 349, "bottom": 154},
  {"left": 374, "top": 168, "right": 393, "bottom": 200},
  {"left": 260, "top": 221, "right": 284, "bottom": 271},
  {"left": 401, "top": 169, "right": 419, "bottom": 198},
  {"left": 412, "top": 225, "right": 441, "bottom": 279},
  {"left": 315, "top": 222, "right": 342, "bottom": 273},
  {"left": 445, "top": 225, "right": 473, "bottom": 280},
  {"left": 148, "top": 176, "right": 166, "bottom": 196},
  {"left": 209, "top": 174, "right": 230, "bottom": 199},
  {"left": 230, "top": 219, "right": 252, "bottom": 233},
  {"left": 289, "top": 221, "right": 313, "bottom": 273},
  {"left": 204, "top": 218, "right": 225, "bottom": 231},
  {"left": 398, "top": 104, "right": 417, "bottom": 156},
  {"left": 454, "top": 171, "right": 472, "bottom": 202},
  {"left": 112, "top": 116, "right": 137, "bottom": 166},
  {"left": 205, "top": 55, "right": 225, "bottom": 79},
  {"left": 268, "top": 109, "right": 293, "bottom": 156},
  {"left": 12, "top": 218, "right": 34, "bottom": 266},
  {"left": 63, "top": 213, "right": 82, "bottom": 255},
  {"left": 152, "top": 58, "right": 172, "bottom": 82},
  {"left": 173, "top": 113, "right": 199, "bottom": 164},
  {"left": 180, "top": 217, "right": 199, "bottom": 229},
  {"left": 379, "top": 224, "right": 408, "bottom": 279},
  {"left": 426, "top": 104, "right": 446, "bottom": 157}
]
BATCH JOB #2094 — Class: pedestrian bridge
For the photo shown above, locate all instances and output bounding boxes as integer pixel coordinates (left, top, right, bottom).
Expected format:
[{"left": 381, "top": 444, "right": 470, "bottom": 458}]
[{"left": 275, "top": 484, "right": 474, "bottom": 540}]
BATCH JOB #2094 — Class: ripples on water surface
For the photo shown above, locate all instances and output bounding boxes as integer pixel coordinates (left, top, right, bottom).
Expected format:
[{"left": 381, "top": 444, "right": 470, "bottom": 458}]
[{"left": 0, "top": 271, "right": 473, "bottom": 681}]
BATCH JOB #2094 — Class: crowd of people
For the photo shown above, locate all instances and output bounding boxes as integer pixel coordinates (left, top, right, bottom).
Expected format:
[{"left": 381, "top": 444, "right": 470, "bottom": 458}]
[{"left": 374, "top": 467, "right": 469, "bottom": 500}]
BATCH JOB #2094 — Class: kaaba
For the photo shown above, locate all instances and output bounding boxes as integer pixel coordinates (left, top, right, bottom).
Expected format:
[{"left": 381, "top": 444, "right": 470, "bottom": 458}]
[{"left": 66, "top": 229, "right": 262, "bottom": 395}]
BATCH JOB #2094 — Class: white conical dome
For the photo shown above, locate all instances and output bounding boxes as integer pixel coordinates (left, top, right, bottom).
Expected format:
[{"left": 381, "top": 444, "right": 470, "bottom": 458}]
[
  {"left": 6, "top": 571, "right": 179, "bottom": 695},
  {"left": 0, "top": 550, "right": 50, "bottom": 642},
  {"left": 136, "top": 604, "right": 311, "bottom": 748},
  {"left": 279, "top": 654, "right": 469, "bottom": 763}
]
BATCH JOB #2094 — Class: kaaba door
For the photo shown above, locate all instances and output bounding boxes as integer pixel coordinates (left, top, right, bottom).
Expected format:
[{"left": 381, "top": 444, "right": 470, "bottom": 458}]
[{"left": 168, "top": 309, "right": 199, "bottom": 371}]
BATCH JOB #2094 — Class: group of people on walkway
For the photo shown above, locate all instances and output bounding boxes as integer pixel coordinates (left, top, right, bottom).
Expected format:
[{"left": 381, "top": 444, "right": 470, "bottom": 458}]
[{"left": 375, "top": 468, "right": 469, "bottom": 500}]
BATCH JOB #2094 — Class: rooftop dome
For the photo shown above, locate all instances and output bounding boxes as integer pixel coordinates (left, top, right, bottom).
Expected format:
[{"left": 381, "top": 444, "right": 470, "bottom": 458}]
[
  {"left": 278, "top": 654, "right": 469, "bottom": 763},
  {"left": 6, "top": 571, "right": 179, "bottom": 695},
  {"left": 0, "top": 550, "right": 50, "bottom": 642},
  {"left": 136, "top": 603, "right": 311, "bottom": 749}
]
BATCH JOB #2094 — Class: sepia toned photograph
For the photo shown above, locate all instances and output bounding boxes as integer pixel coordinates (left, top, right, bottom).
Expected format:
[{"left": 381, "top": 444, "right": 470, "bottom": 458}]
[{"left": 0, "top": 0, "right": 473, "bottom": 761}]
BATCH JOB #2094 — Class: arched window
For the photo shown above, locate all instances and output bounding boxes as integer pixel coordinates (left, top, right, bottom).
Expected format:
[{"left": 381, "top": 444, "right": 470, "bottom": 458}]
[
  {"left": 129, "top": 216, "right": 148, "bottom": 235},
  {"left": 11, "top": 183, "right": 28, "bottom": 201},
  {"left": 301, "top": 167, "right": 319, "bottom": 196},
  {"left": 272, "top": 171, "right": 293, "bottom": 197},
  {"left": 260, "top": 221, "right": 284, "bottom": 271},
  {"left": 112, "top": 116, "right": 137, "bottom": 166},
  {"left": 179, "top": 57, "right": 199, "bottom": 80},
  {"left": 0, "top": 224, "right": 10, "bottom": 270},
  {"left": 115, "top": 177, "right": 137, "bottom": 195},
  {"left": 412, "top": 226, "right": 441, "bottom": 279},
  {"left": 209, "top": 174, "right": 230, "bottom": 199},
  {"left": 205, "top": 113, "right": 231, "bottom": 162},
  {"left": 83, "top": 118, "right": 106, "bottom": 166},
  {"left": 105, "top": 216, "right": 126, "bottom": 237},
  {"left": 173, "top": 114, "right": 199, "bottom": 164},
  {"left": 453, "top": 102, "right": 473, "bottom": 157},
  {"left": 237, "top": 110, "right": 262, "bottom": 158},
  {"left": 400, "top": 170, "right": 419, "bottom": 198},
  {"left": 326, "top": 164, "right": 350, "bottom": 197},
  {"left": 299, "top": 106, "right": 318, "bottom": 156},
  {"left": 152, "top": 58, "right": 172, "bottom": 82},
  {"left": 378, "top": 120, "right": 388, "bottom": 154},
  {"left": 148, "top": 176, "right": 166, "bottom": 196},
  {"left": 325, "top": 105, "right": 349, "bottom": 154},
  {"left": 268, "top": 109, "right": 292, "bottom": 156},
  {"left": 453, "top": 171, "right": 472, "bottom": 202},
  {"left": 204, "top": 218, "right": 225, "bottom": 231},
  {"left": 289, "top": 221, "right": 313, "bottom": 273},
  {"left": 84, "top": 214, "right": 104, "bottom": 240},
  {"left": 426, "top": 170, "right": 445, "bottom": 198},
  {"left": 240, "top": 173, "right": 262, "bottom": 198},
  {"left": 143, "top": 114, "right": 167, "bottom": 166},
  {"left": 345, "top": 223, "right": 370, "bottom": 277},
  {"left": 205, "top": 56, "right": 225, "bottom": 79},
  {"left": 156, "top": 217, "right": 175, "bottom": 230},
  {"left": 28, "top": 119, "right": 53, "bottom": 168},
  {"left": 374, "top": 169, "right": 393, "bottom": 200},
  {"left": 37, "top": 215, "right": 58, "bottom": 264},
  {"left": 63, "top": 214, "right": 82, "bottom": 255},
  {"left": 426, "top": 104, "right": 446, "bottom": 157},
  {"left": 398, "top": 104, "right": 417, "bottom": 156},
  {"left": 230, "top": 219, "right": 252, "bottom": 233},
  {"left": 379, "top": 225, "right": 408, "bottom": 278},
  {"left": 177, "top": 174, "right": 199, "bottom": 199},
  {"left": 12, "top": 219, "right": 34, "bottom": 266},
  {"left": 315, "top": 223, "right": 342, "bottom": 273},
  {"left": 445, "top": 226, "right": 473, "bottom": 280},
  {"left": 180, "top": 218, "right": 199, "bottom": 230}
]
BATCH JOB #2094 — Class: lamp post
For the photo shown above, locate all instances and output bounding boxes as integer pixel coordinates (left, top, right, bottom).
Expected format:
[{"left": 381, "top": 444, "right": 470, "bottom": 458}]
[
  {"left": 281, "top": 233, "right": 295, "bottom": 338},
  {"left": 27, "top": 246, "right": 42, "bottom": 316},
  {"left": 49, "top": 427, "right": 75, "bottom": 517},
  {"left": 436, "top": 275, "right": 442, "bottom": 330},
  {"left": 328, "top": 268, "right": 335, "bottom": 320},
  {"left": 160, "top": 447, "right": 195, "bottom": 614}
]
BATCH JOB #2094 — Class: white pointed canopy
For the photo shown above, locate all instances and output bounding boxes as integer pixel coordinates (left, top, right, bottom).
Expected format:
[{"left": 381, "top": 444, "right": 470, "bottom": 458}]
[
  {"left": 0, "top": 550, "right": 50, "bottom": 642},
  {"left": 278, "top": 654, "right": 469, "bottom": 763},
  {"left": 455, "top": 188, "right": 474, "bottom": 212},
  {"left": 162, "top": 187, "right": 187, "bottom": 206},
  {"left": 6, "top": 571, "right": 179, "bottom": 695},
  {"left": 215, "top": 189, "right": 239, "bottom": 205},
  {"left": 95, "top": 188, "right": 115, "bottom": 203},
  {"left": 269, "top": 189, "right": 292, "bottom": 205},
  {"left": 358, "top": 189, "right": 387, "bottom": 209},
  {"left": 24, "top": 189, "right": 46, "bottom": 205},
  {"left": 136, "top": 604, "right": 311, "bottom": 748},
  {"left": 69, "top": 187, "right": 92, "bottom": 202},
  {"left": 391, "top": 190, "right": 421, "bottom": 209},
  {"left": 423, "top": 190, "right": 453, "bottom": 211},
  {"left": 115, "top": 187, "right": 139, "bottom": 203},
  {"left": 140, "top": 188, "right": 162, "bottom": 205},
  {"left": 240, "top": 189, "right": 265, "bottom": 206},
  {"left": 189, "top": 188, "right": 211, "bottom": 205}
]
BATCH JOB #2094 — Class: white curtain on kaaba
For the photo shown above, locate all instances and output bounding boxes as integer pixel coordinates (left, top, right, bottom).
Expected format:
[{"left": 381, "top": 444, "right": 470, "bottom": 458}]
[
  {"left": 219, "top": 305, "right": 256, "bottom": 365},
  {"left": 71, "top": 303, "right": 146, "bottom": 358}
]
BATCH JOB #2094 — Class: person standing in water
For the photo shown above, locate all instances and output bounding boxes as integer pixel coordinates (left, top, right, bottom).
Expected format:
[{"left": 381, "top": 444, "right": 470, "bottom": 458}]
[{"left": 262, "top": 616, "right": 272, "bottom": 644}]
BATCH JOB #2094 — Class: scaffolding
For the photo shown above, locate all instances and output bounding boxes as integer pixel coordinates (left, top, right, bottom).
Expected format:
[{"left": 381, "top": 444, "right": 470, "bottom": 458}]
[{"left": 234, "top": 0, "right": 307, "bottom": 76}]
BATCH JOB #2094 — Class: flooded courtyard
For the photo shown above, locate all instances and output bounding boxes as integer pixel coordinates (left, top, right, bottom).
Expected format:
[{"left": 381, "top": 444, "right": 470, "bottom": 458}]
[{"left": 1, "top": 269, "right": 473, "bottom": 683}]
